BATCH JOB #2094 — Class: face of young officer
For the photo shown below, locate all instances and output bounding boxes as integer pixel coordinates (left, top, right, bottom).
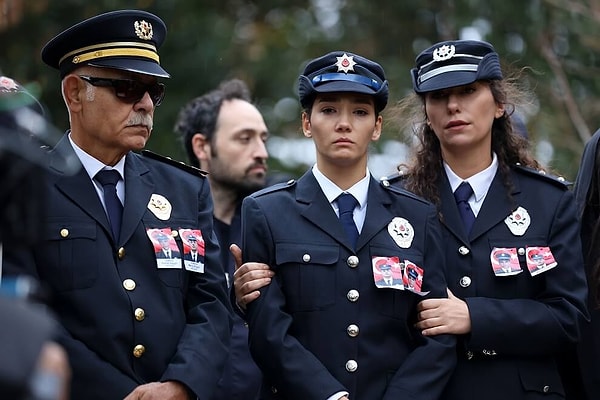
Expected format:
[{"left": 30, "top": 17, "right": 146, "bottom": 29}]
[
  {"left": 424, "top": 81, "right": 504, "bottom": 157},
  {"left": 65, "top": 66, "right": 156, "bottom": 165},
  {"left": 302, "top": 93, "right": 381, "bottom": 171},
  {"left": 206, "top": 99, "right": 269, "bottom": 194}
]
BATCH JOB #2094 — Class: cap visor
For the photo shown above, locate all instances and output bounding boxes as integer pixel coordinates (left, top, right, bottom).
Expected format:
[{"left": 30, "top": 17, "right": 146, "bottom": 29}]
[
  {"left": 416, "top": 71, "right": 477, "bottom": 93},
  {"left": 88, "top": 58, "right": 170, "bottom": 78},
  {"left": 314, "top": 80, "right": 377, "bottom": 96}
]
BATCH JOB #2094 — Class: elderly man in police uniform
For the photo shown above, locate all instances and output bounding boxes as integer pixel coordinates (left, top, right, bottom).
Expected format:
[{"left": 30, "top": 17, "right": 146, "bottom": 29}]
[
  {"left": 3, "top": 10, "right": 231, "bottom": 400},
  {"left": 239, "top": 51, "right": 455, "bottom": 400}
]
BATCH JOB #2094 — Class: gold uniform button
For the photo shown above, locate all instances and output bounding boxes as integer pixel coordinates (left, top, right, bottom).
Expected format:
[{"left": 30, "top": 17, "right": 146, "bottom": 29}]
[
  {"left": 118, "top": 247, "right": 126, "bottom": 260},
  {"left": 347, "top": 289, "right": 359, "bottom": 302},
  {"left": 133, "top": 344, "right": 145, "bottom": 358},
  {"left": 346, "top": 255, "right": 359, "bottom": 268},
  {"left": 60, "top": 228, "right": 69, "bottom": 238},
  {"left": 347, "top": 324, "right": 359, "bottom": 337},
  {"left": 458, "top": 246, "right": 470, "bottom": 255},
  {"left": 134, "top": 308, "right": 145, "bottom": 321},
  {"left": 302, "top": 254, "right": 311, "bottom": 263},
  {"left": 459, "top": 276, "right": 471, "bottom": 288},
  {"left": 345, "top": 359, "right": 358, "bottom": 372},
  {"left": 123, "top": 279, "right": 136, "bottom": 291}
]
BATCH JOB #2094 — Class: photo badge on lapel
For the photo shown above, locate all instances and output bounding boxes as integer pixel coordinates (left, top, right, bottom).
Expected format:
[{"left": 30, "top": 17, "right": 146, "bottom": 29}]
[
  {"left": 179, "top": 228, "right": 205, "bottom": 273},
  {"left": 148, "top": 228, "right": 182, "bottom": 269},
  {"left": 490, "top": 247, "right": 522, "bottom": 276},
  {"left": 402, "top": 260, "right": 429, "bottom": 296},
  {"left": 526, "top": 246, "right": 557, "bottom": 276},
  {"left": 372, "top": 256, "right": 404, "bottom": 290}
]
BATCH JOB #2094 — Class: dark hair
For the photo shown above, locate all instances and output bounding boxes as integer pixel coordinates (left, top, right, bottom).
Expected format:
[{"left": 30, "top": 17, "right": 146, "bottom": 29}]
[
  {"left": 173, "top": 79, "right": 252, "bottom": 167},
  {"left": 389, "top": 72, "right": 539, "bottom": 211}
]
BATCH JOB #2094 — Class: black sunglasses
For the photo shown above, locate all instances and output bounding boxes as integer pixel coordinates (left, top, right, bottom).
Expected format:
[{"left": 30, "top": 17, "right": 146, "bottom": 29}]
[{"left": 78, "top": 75, "right": 165, "bottom": 106}]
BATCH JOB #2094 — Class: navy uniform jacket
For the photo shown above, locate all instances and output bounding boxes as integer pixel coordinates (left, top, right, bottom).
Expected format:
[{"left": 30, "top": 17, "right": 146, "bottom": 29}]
[
  {"left": 571, "top": 129, "right": 600, "bottom": 400},
  {"left": 4, "top": 135, "right": 232, "bottom": 400},
  {"left": 241, "top": 170, "right": 456, "bottom": 400},
  {"left": 387, "top": 165, "right": 588, "bottom": 400}
]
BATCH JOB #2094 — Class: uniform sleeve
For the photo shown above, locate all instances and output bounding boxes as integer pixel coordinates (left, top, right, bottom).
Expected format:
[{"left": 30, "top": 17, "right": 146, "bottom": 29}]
[
  {"left": 466, "top": 190, "right": 589, "bottom": 355},
  {"left": 161, "top": 180, "right": 233, "bottom": 399},
  {"left": 384, "top": 205, "right": 457, "bottom": 400},
  {"left": 242, "top": 196, "right": 347, "bottom": 400}
]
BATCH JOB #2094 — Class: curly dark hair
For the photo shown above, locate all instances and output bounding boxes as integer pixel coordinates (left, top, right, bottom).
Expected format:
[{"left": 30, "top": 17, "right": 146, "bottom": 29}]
[
  {"left": 173, "top": 79, "right": 252, "bottom": 167},
  {"left": 388, "top": 73, "right": 539, "bottom": 212}
]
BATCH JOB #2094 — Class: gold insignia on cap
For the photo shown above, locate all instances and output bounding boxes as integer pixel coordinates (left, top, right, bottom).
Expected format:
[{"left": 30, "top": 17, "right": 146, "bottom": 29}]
[
  {"left": 433, "top": 44, "right": 456, "bottom": 61},
  {"left": 336, "top": 53, "right": 356, "bottom": 73},
  {"left": 134, "top": 20, "right": 153, "bottom": 40}
]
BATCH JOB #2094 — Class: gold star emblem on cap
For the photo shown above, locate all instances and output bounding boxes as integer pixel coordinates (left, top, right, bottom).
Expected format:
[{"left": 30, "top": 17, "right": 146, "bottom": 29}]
[
  {"left": 134, "top": 20, "right": 153, "bottom": 40},
  {"left": 433, "top": 44, "right": 455, "bottom": 61},
  {"left": 336, "top": 53, "right": 356, "bottom": 73}
]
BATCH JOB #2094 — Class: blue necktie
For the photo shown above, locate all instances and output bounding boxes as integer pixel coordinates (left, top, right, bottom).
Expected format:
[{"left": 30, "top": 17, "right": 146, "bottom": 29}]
[
  {"left": 454, "top": 181, "right": 475, "bottom": 235},
  {"left": 95, "top": 170, "right": 123, "bottom": 242},
  {"left": 337, "top": 193, "right": 359, "bottom": 249}
]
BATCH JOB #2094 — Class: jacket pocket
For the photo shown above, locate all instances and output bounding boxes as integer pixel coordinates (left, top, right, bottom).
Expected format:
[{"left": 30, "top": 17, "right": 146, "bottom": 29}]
[{"left": 275, "top": 242, "right": 339, "bottom": 312}]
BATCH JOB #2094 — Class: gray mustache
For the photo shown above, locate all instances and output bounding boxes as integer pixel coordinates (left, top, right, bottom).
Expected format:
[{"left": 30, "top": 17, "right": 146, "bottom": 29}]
[{"left": 127, "top": 113, "right": 153, "bottom": 131}]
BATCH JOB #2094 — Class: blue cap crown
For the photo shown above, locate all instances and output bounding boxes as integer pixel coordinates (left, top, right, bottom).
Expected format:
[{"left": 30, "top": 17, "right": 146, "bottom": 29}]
[
  {"left": 411, "top": 40, "right": 502, "bottom": 93},
  {"left": 42, "top": 10, "right": 169, "bottom": 78},
  {"left": 298, "top": 51, "right": 388, "bottom": 112}
]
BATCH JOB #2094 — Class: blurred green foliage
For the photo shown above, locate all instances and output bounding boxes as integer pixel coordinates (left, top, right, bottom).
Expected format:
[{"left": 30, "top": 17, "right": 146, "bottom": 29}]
[{"left": 2, "top": 0, "right": 599, "bottom": 179}]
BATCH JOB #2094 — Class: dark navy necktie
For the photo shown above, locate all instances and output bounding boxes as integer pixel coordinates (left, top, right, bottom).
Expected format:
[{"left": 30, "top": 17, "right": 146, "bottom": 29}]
[
  {"left": 95, "top": 170, "right": 123, "bottom": 242},
  {"left": 454, "top": 181, "right": 475, "bottom": 235},
  {"left": 337, "top": 193, "right": 359, "bottom": 249}
]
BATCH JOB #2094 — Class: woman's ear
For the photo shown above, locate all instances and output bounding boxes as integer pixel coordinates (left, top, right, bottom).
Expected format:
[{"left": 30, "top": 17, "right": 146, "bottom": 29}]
[{"left": 301, "top": 112, "right": 312, "bottom": 138}]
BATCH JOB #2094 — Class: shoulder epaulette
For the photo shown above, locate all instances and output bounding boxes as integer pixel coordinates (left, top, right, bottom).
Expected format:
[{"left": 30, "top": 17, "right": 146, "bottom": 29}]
[
  {"left": 379, "top": 170, "right": 409, "bottom": 185},
  {"left": 141, "top": 150, "right": 207, "bottom": 177},
  {"left": 513, "top": 164, "right": 571, "bottom": 188},
  {"left": 378, "top": 174, "right": 430, "bottom": 205},
  {"left": 251, "top": 179, "right": 296, "bottom": 197}
]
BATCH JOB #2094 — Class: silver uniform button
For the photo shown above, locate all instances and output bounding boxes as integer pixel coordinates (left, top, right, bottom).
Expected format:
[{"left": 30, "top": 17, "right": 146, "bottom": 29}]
[
  {"left": 543, "top": 385, "right": 550, "bottom": 393},
  {"left": 347, "top": 255, "right": 359, "bottom": 268},
  {"left": 345, "top": 359, "right": 358, "bottom": 372},
  {"left": 466, "top": 350, "right": 474, "bottom": 360},
  {"left": 518, "top": 247, "right": 525, "bottom": 256},
  {"left": 459, "top": 276, "right": 471, "bottom": 288},
  {"left": 302, "top": 254, "right": 311, "bottom": 263},
  {"left": 458, "top": 246, "right": 470, "bottom": 255},
  {"left": 381, "top": 179, "right": 390, "bottom": 187},
  {"left": 123, "top": 279, "right": 136, "bottom": 291},
  {"left": 347, "top": 324, "right": 359, "bottom": 337},
  {"left": 482, "top": 349, "right": 497, "bottom": 356},
  {"left": 347, "top": 289, "right": 359, "bottom": 302}
]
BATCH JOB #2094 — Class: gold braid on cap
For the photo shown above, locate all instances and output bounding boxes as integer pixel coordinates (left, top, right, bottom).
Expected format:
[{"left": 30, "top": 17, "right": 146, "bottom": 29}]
[{"left": 59, "top": 41, "right": 159, "bottom": 66}]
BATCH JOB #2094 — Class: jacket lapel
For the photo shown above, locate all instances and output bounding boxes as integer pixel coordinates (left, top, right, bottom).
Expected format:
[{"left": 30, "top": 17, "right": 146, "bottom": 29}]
[
  {"left": 296, "top": 171, "right": 354, "bottom": 251},
  {"left": 470, "top": 169, "right": 520, "bottom": 241},
  {"left": 120, "top": 153, "right": 153, "bottom": 245},
  {"left": 50, "top": 136, "right": 112, "bottom": 236},
  {"left": 356, "top": 178, "right": 394, "bottom": 251}
]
